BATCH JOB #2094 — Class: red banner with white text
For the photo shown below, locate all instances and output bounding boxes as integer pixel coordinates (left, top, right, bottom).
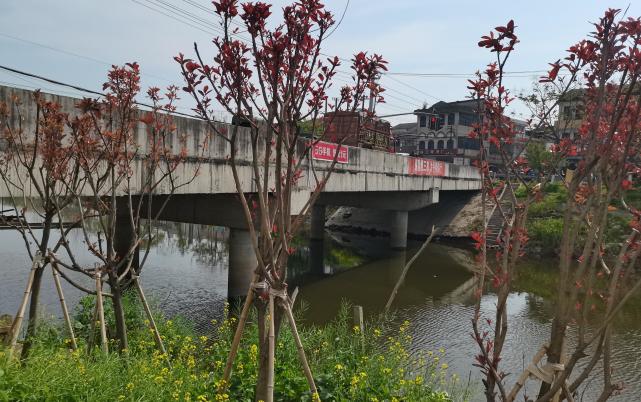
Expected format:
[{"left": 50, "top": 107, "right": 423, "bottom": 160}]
[
  {"left": 408, "top": 157, "right": 446, "bottom": 176},
  {"left": 311, "top": 141, "right": 349, "bottom": 164}
]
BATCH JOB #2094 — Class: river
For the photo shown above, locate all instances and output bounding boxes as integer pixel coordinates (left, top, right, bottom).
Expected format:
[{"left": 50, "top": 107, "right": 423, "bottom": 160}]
[{"left": 1, "top": 222, "right": 640, "bottom": 401}]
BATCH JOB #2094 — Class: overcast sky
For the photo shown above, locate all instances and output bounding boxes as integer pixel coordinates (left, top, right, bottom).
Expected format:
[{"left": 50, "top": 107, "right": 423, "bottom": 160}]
[{"left": 2, "top": 0, "right": 640, "bottom": 125}]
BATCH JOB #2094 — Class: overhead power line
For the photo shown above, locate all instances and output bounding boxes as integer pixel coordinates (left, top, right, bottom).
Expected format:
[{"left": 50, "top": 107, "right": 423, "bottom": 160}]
[
  {"left": 323, "top": 0, "right": 349, "bottom": 40},
  {"left": 131, "top": 0, "right": 419, "bottom": 111},
  {"left": 382, "top": 70, "right": 549, "bottom": 78},
  {"left": 0, "top": 64, "right": 217, "bottom": 120},
  {"left": 0, "top": 32, "right": 175, "bottom": 85},
  {"left": 381, "top": 74, "right": 442, "bottom": 102}
]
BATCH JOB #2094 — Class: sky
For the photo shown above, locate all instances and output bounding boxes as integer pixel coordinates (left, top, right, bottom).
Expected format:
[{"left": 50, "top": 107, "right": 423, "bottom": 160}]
[{"left": 1, "top": 0, "right": 640, "bottom": 125}]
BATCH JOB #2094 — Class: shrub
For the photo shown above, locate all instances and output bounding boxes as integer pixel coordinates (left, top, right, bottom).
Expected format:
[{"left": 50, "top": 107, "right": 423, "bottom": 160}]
[
  {"left": 528, "top": 217, "right": 564, "bottom": 250},
  {"left": 0, "top": 303, "right": 468, "bottom": 401}
]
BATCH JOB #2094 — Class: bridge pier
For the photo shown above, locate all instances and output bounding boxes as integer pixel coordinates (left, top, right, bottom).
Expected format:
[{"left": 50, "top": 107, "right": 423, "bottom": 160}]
[
  {"left": 310, "top": 204, "right": 327, "bottom": 274},
  {"left": 310, "top": 204, "right": 326, "bottom": 241},
  {"left": 390, "top": 210, "right": 409, "bottom": 249},
  {"left": 114, "top": 213, "right": 139, "bottom": 275},
  {"left": 228, "top": 228, "right": 257, "bottom": 298}
]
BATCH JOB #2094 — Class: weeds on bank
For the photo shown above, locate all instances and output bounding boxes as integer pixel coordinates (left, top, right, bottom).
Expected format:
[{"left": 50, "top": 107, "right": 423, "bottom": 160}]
[{"left": 0, "top": 297, "right": 468, "bottom": 401}]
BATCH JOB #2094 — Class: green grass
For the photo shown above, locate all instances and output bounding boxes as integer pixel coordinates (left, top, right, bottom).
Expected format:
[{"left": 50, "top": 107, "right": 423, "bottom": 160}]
[{"left": 0, "top": 299, "right": 470, "bottom": 401}]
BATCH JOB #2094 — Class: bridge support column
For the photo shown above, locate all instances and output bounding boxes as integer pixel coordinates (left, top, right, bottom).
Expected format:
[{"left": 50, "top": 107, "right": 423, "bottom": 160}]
[
  {"left": 310, "top": 204, "right": 326, "bottom": 241},
  {"left": 228, "top": 228, "right": 257, "bottom": 298},
  {"left": 390, "top": 210, "right": 408, "bottom": 250},
  {"left": 114, "top": 213, "right": 139, "bottom": 276},
  {"left": 310, "top": 204, "right": 326, "bottom": 274}
]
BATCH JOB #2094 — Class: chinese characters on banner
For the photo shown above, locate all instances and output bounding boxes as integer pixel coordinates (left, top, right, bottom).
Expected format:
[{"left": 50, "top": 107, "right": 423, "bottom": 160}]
[
  {"left": 311, "top": 141, "right": 349, "bottom": 164},
  {"left": 408, "top": 157, "right": 446, "bottom": 176}
]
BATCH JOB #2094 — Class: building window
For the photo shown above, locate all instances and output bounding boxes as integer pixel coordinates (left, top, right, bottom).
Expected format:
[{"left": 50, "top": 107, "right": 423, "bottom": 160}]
[
  {"left": 575, "top": 104, "right": 584, "bottom": 119},
  {"left": 419, "top": 115, "right": 427, "bottom": 127},
  {"left": 447, "top": 139, "right": 454, "bottom": 149},
  {"left": 427, "top": 140, "right": 434, "bottom": 150},
  {"left": 437, "top": 140, "right": 444, "bottom": 150},
  {"left": 448, "top": 113, "right": 455, "bottom": 125},
  {"left": 429, "top": 116, "right": 440, "bottom": 130},
  {"left": 459, "top": 113, "right": 478, "bottom": 127},
  {"left": 419, "top": 141, "right": 425, "bottom": 150},
  {"left": 458, "top": 136, "right": 480, "bottom": 150}
]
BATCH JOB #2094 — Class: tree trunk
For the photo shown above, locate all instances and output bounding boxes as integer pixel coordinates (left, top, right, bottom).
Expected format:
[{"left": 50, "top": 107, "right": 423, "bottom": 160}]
[
  {"left": 21, "top": 217, "right": 52, "bottom": 359},
  {"left": 539, "top": 316, "right": 568, "bottom": 398},
  {"left": 109, "top": 272, "right": 128, "bottom": 352},
  {"left": 20, "top": 265, "right": 44, "bottom": 358}
]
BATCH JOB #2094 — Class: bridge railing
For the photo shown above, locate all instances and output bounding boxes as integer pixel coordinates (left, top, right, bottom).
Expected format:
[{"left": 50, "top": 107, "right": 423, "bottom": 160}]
[{"left": 0, "top": 85, "right": 481, "bottom": 191}]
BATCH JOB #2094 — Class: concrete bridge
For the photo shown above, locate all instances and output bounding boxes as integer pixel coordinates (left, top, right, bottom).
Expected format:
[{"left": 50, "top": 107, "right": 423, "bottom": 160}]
[{"left": 0, "top": 85, "right": 481, "bottom": 295}]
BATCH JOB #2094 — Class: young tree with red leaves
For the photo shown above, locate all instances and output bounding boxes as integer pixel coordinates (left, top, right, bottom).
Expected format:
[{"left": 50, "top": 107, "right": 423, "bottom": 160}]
[
  {"left": 0, "top": 63, "right": 202, "bottom": 356},
  {"left": 46, "top": 62, "right": 205, "bottom": 353},
  {"left": 470, "top": 9, "right": 641, "bottom": 402},
  {"left": 176, "top": 1, "right": 386, "bottom": 400},
  {"left": 0, "top": 90, "right": 84, "bottom": 358}
]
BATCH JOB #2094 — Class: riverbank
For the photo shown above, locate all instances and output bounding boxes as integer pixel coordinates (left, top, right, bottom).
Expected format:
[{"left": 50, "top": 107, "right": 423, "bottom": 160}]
[{"left": 0, "top": 297, "right": 470, "bottom": 401}]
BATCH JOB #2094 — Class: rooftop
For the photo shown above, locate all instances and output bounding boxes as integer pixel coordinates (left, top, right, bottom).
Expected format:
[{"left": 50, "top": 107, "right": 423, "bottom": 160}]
[{"left": 414, "top": 99, "right": 481, "bottom": 114}]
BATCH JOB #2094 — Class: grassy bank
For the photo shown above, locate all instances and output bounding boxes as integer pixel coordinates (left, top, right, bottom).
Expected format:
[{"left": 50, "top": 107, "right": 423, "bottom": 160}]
[
  {"left": 515, "top": 183, "right": 638, "bottom": 255},
  {"left": 0, "top": 297, "right": 469, "bottom": 401}
]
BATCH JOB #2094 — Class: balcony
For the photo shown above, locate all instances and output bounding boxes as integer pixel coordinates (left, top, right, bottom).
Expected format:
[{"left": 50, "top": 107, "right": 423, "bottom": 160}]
[{"left": 415, "top": 148, "right": 463, "bottom": 156}]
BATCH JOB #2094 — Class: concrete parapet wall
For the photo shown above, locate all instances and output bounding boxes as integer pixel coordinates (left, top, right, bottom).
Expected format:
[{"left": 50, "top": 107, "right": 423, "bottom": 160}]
[{"left": 0, "top": 85, "right": 480, "bottom": 201}]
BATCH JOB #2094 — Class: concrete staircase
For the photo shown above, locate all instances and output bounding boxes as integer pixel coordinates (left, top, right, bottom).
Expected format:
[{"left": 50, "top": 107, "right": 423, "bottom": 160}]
[{"left": 486, "top": 187, "right": 513, "bottom": 248}]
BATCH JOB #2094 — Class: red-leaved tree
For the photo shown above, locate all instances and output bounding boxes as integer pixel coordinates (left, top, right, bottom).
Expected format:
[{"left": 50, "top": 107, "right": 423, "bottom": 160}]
[
  {"left": 176, "top": 1, "right": 386, "bottom": 400},
  {"left": 470, "top": 9, "right": 641, "bottom": 402}
]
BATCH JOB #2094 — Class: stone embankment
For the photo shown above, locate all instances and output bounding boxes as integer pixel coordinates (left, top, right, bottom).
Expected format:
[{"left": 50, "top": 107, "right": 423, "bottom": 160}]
[{"left": 327, "top": 191, "right": 483, "bottom": 239}]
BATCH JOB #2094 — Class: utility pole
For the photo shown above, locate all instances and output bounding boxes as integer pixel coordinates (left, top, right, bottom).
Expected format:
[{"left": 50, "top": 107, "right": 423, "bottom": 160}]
[{"left": 368, "top": 75, "right": 379, "bottom": 114}]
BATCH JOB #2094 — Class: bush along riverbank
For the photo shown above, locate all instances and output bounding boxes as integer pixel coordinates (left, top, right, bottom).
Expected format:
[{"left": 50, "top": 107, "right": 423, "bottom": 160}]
[
  {"left": 0, "top": 295, "right": 470, "bottom": 401},
  {"left": 516, "top": 182, "right": 640, "bottom": 257}
]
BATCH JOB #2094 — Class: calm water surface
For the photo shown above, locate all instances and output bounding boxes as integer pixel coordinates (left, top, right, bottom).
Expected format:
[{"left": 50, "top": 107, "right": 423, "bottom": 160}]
[{"left": 1, "top": 223, "right": 640, "bottom": 401}]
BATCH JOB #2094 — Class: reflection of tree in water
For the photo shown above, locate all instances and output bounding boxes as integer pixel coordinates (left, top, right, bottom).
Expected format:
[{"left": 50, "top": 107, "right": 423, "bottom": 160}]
[
  {"left": 326, "top": 247, "right": 364, "bottom": 268},
  {"left": 1, "top": 199, "right": 226, "bottom": 265},
  {"left": 151, "top": 221, "right": 228, "bottom": 266},
  {"left": 287, "top": 233, "right": 366, "bottom": 281}
]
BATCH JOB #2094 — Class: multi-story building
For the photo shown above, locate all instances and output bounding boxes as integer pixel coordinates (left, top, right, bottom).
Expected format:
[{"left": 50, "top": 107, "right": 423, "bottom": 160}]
[
  {"left": 392, "top": 100, "right": 527, "bottom": 166},
  {"left": 555, "top": 88, "right": 584, "bottom": 140},
  {"left": 390, "top": 122, "right": 417, "bottom": 154}
]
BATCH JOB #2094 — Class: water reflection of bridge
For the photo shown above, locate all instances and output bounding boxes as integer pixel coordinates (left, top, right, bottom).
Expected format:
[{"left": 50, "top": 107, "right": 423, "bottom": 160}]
[{"left": 292, "top": 234, "right": 477, "bottom": 324}]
